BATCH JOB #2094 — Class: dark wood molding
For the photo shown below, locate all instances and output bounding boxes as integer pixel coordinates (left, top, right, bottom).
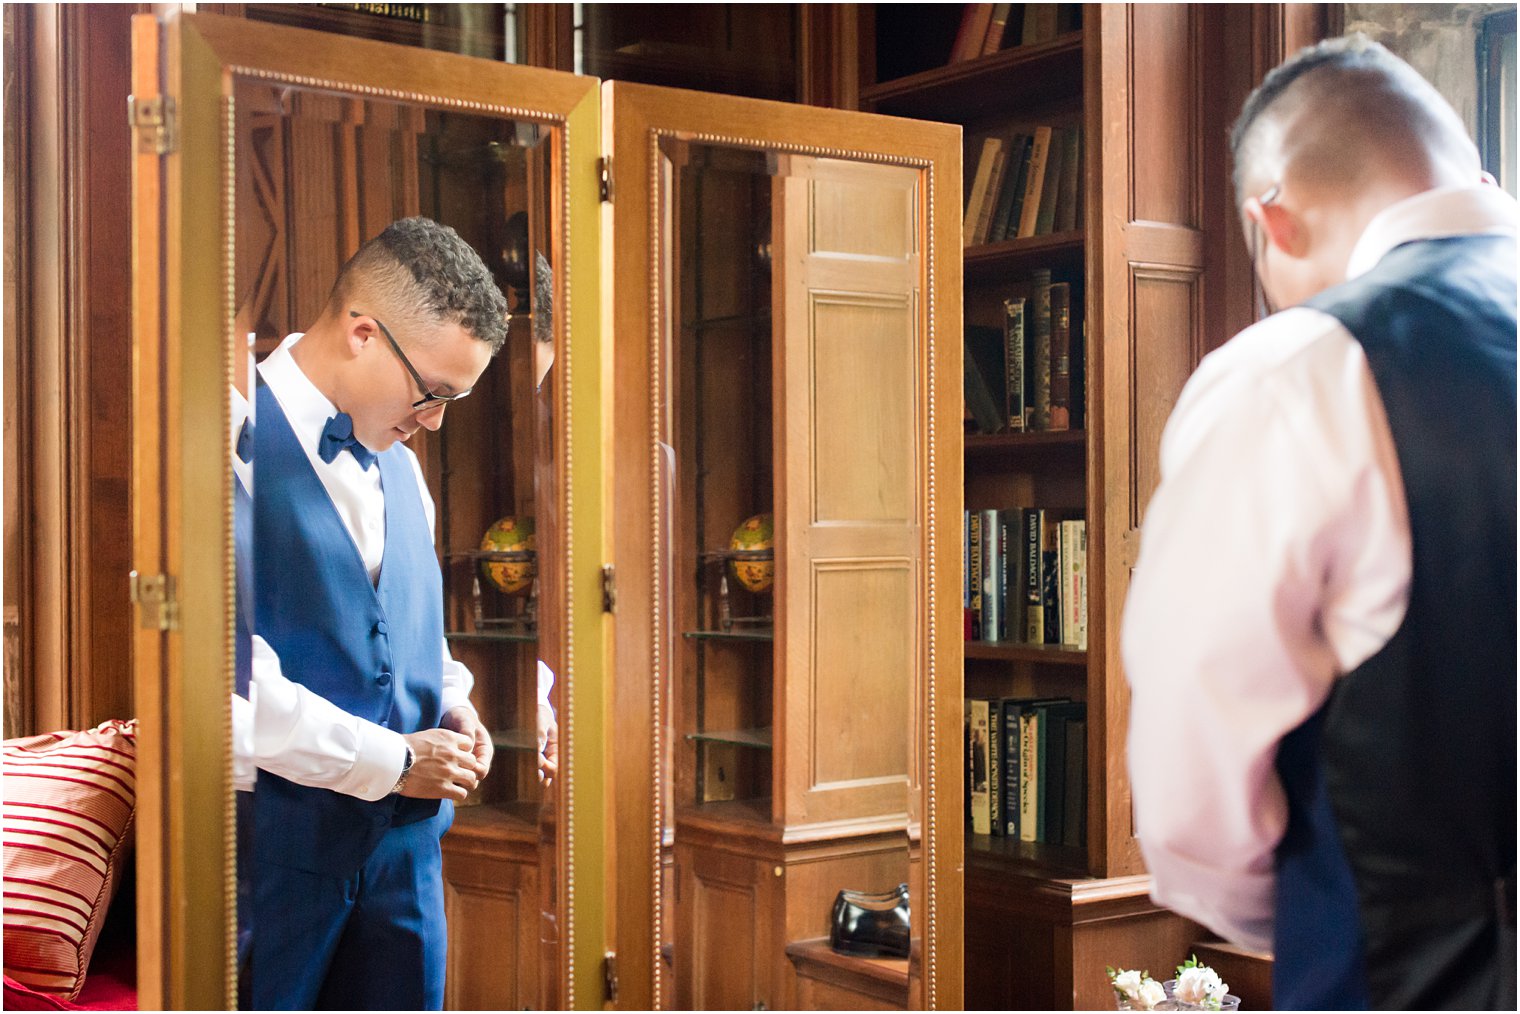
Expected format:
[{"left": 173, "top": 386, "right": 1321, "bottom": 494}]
[
  {"left": 520, "top": 2, "right": 573, "bottom": 72},
  {"left": 799, "top": 4, "right": 860, "bottom": 109}
]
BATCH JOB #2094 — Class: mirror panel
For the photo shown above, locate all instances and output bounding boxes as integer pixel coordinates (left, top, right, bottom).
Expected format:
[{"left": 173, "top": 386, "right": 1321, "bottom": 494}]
[
  {"left": 129, "top": 11, "right": 602, "bottom": 1009},
  {"left": 606, "top": 81, "right": 962, "bottom": 1011},
  {"left": 233, "top": 78, "right": 564, "bottom": 1010}
]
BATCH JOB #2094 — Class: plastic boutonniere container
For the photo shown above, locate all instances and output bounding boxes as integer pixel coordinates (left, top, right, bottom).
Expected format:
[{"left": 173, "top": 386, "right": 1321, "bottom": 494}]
[{"left": 1165, "top": 955, "right": 1242, "bottom": 1011}]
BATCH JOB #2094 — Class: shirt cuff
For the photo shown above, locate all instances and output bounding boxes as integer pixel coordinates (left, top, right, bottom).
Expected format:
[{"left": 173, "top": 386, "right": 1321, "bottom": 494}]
[
  {"left": 440, "top": 687, "right": 477, "bottom": 721},
  {"left": 232, "top": 692, "right": 255, "bottom": 792},
  {"left": 333, "top": 721, "right": 410, "bottom": 802}
]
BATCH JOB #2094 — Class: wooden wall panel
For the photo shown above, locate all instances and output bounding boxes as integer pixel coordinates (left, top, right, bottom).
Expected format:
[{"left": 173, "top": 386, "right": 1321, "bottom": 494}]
[
  {"left": 1129, "top": 5, "right": 1199, "bottom": 228},
  {"left": 811, "top": 296, "right": 915, "bottom": 523},
  {"left": 1130, "top": 269, "right": 1202, "bottom": 520},
  {"left": 4, "top": 3, "right": 139, "bottom": 737},
  {"left": 811, "top": 562, "right": 912, "bottom": 786}
]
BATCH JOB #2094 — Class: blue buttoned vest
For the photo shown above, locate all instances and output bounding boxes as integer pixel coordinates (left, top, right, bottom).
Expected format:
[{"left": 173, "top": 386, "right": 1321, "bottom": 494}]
[
  {"left": 252, "top": 381, "right": 450, "bottom": 876},
  {"left": 1275, "top": 233, "right": 1517, "bottom": 1010}
]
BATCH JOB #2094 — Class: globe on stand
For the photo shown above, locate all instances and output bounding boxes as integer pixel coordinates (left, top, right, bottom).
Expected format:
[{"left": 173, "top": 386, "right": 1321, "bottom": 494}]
[
  {"left": 479, "top": 516, "right": 536, "bottom": 596},
  {"left": 729, "top": 512, "right": 774, "bottom": 594}
]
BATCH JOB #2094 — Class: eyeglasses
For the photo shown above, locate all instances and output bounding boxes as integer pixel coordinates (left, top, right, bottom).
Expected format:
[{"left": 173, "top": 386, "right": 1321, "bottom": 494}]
[
  {"left": 350, "top": 310, "right": 473, "bottom": 412},
  {"left": 1246, "top": 183, "right": 1282, "bottom": 320}
]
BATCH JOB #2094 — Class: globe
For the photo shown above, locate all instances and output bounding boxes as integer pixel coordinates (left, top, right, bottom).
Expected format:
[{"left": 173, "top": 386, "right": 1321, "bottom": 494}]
[
  {"left": 479, "top": 516, "right": 536, "bottom": 596},
  {"left": 729, "top": 513, "right": 775, "bottom": 594}
]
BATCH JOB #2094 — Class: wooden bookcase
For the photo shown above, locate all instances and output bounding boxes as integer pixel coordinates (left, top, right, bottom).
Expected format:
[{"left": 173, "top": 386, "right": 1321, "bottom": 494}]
[{"left": 858, "top": 4, "right": 1330, "bottom": 1009}]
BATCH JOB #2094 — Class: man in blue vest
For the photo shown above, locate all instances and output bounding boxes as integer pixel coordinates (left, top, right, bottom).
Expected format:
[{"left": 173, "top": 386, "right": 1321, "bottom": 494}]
[
  {"left": 249, "top": 217, "right": 505, "bottom": 1009},
  {"left": 1123, "top": 36, "right": 1516, "bottom": 1009}
]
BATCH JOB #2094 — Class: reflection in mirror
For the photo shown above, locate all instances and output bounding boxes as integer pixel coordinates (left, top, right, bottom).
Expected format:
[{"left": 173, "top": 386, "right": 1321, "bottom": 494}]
[
  {"left": 656, "top": 142, "right": 919, "bottom": 1010},
  {"left": 230, "top": 80, "right": 560, "bottom": 1010}
]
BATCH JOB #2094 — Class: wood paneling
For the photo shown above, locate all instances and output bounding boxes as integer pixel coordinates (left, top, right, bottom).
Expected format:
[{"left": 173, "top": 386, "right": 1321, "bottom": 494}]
[
  {"left": 5, "top": 3, "right": 139, "bottom": 737},
  {"left": 441, "top": 814, "right": 545, "bottom": 1011}
]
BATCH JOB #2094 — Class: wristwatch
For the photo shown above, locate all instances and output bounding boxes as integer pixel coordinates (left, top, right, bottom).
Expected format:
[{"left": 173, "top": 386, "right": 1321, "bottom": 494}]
[{"left": 391, "top": 744, "right": 415, "bottom": 796}]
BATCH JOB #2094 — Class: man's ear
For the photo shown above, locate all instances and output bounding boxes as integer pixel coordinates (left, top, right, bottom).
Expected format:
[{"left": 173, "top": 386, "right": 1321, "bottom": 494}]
[
  {"left": 1243, "top": 196, "right": 1306, "bottom": 259},
  {"left": 344, "top": 310, "right": 376, "bottom": 359}
]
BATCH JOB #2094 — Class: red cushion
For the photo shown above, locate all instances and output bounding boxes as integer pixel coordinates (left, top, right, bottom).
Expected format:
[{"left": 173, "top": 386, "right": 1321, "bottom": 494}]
[{"left": 3, "top": 720, "right": 137, "bottom": 1001}]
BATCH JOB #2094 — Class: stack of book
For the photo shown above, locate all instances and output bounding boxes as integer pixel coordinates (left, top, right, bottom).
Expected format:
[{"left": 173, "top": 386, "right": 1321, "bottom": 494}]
[
  {"left": 966, "top": 697, "right": 1087, "bottom": 846},
  {"left": 947, "top": 3, "right": 1083, "bottom": 64},
  {"left": 963, "top": 509, "right": 1087, "bottom": 649},
  {"left": 964, "top": 269, "right": 1082, "bottom": 434},
  {"left": 963, "top": 125, "right": 1083, "bottom": 247}
]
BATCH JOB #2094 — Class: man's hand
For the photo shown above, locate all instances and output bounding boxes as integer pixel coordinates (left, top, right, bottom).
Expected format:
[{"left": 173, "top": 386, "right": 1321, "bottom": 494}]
[
  {"left": 441, "top": 705, "right": 493, "bottom": 780},
  {"left": 539, "top": 714, "right": 558, "bottom": 786},
  {"left": 398, "top": 727, "right": 481, "bottom": 801}
]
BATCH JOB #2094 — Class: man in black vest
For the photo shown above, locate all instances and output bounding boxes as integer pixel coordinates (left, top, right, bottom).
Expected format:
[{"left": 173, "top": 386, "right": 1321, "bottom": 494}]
[{"left": 1123, "top": 35, "right": 1516, "bottom": 1009}]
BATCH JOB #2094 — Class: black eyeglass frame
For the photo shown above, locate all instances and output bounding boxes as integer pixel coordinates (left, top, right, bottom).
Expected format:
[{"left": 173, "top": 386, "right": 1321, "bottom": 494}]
[
  {"left": 1246, "top": 183, "right": 1282, "bottom": 321},
  {"left": 350, "top": 309, "right": 474, "bottom": 411}
]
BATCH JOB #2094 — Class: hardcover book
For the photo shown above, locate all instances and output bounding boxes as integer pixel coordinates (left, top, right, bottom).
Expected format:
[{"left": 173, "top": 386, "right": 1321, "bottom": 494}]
[
  {"left": 1034, "top": 126, "right": 1067, "bottom": 236},
  {"left": 990, "top": 133, "right": 1033, "bottom": 244},
  {"left": 969, "top": 698, "right": 991, "bottom": 835},
  {"left": 1049, "top": 282, "right": 1072, "bottom": 431},
  {"left": 981, "top": 508, "right": 1003, "bottom": 643},
  {"left": 968, "top": 511, "right": 984, "bottom": 640},
  {"left": 964, "top": 324, "right": 1007, "bottom": 434},
  {"left": 1016, "top": 126, "right": 1053, "bottom": 239},
  {"left": 1029, "top": 269, "right": 1053, "bottom": 430},
  {"left": 1003, "top": 297, "right": 1027, "bottom": 432},
  {"left": 987, "top": 697, "right": 1003, "bottom": 835}
]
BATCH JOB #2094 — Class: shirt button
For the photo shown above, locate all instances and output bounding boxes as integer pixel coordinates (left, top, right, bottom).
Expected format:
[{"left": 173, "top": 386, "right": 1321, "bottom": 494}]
[
  {"left": 374, "top": 814, "right": 389, "bottom": 828},
  {"left": 376, "top": 671, "right": 393, "bottom": 687},
  {"left": 379, "top": 719, "right": 389, "bottom": 728},
  {"left": 374, "top": 619, "right": 389, "bottom": 636}
]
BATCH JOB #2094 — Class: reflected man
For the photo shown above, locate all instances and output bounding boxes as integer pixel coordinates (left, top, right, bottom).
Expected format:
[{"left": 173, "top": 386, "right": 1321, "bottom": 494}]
[{"left": 246, "top": 217, "right": 503, "bottom": 1010}]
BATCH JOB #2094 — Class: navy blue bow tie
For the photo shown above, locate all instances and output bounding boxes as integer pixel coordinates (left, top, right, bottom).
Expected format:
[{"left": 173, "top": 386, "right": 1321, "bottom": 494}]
[
  {"left": 235, "top": 418, "right": 254, "bottom": 464},
  {"left": 318, "top": 412, "right": 377, "bottom": 471}
]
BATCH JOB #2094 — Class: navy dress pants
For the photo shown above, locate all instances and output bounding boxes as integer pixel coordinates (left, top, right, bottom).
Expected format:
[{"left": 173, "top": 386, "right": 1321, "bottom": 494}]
[{"left": 249, "top": 810, "right": 450, "bottom": 1010}]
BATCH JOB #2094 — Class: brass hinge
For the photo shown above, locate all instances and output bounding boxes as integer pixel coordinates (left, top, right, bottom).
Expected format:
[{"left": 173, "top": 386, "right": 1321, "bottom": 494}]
[
  {"left": 598, "top": 156, "right": 613, "bottom": 203},
  {"left": 603, "top": 951, "right": 619, "bottom": 1004},
  {"left": 601, "top": 564, "right": 617, "bottom": 613},
  {"left": 129, "top": 570, "right": 180, "bottom": 631},
  {"left": 127, "top": 95, "right": 178, "bottom": 155},
  {"left": 1120, "top": 528, "right": 1141, "bottom": 571}
]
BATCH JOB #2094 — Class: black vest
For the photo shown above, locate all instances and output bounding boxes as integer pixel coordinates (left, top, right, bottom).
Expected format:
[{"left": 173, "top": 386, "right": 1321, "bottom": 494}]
[{"left": 1275, "top": 234, "right": 1517, "bottom": 1009}]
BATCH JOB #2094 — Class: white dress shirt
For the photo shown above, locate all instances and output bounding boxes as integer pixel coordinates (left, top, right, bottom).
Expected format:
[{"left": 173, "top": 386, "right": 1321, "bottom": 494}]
[
  {"left": 231, "top": 333, "right": 477, "bottom": 800},
  {"left": 1121, "top": 184, "right": 1518, "bottom": 951}
]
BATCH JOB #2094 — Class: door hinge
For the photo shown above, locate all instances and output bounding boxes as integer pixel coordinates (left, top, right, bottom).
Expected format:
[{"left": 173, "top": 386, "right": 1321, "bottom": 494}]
[
  {"left": 129, "top": 570, "right": 180, "bottom": 631},
  {"left": 127, "top": 95, "right": 178, "bottom": 156},
  {"left": 1120, "top": 528, "right": 1141, "bottom": 571},
  {"left": 598, "top": 156, "right": 613, "bottom": 203},
  {"left": 601, "top": 564, "right": 617, "bottom": 613},
  {"left": 603, "top": 951, "right": 619, "bottom": 1004}
]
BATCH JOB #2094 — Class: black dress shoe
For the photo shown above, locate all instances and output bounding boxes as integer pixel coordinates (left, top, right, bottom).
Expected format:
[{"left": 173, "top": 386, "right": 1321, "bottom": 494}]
[
  {"left": 839, "top": 883, "right": 908, "bottom": 906},
  {"left": 829, "top": 885, "right": 910, "bottom": 958}
]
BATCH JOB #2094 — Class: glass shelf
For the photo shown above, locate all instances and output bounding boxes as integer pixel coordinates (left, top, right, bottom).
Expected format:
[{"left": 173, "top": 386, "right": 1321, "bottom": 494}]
[
  {"left": 446, "top": 629, "right": 538, "bottom": 644},
  {"left": 686, "top": 727, "right": 773, "bottom": 750},
  {"left": 489, "top": 728, "right": 540, "bottom": 752},
  {"left": 683, "top": 629, "right": 774, "bottom": 643}
]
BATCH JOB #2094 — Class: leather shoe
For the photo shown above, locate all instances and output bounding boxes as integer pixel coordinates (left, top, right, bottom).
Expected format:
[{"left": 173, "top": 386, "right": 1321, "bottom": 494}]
[{"left": 830, "top": 884, "right": 910, "bottom": 958}]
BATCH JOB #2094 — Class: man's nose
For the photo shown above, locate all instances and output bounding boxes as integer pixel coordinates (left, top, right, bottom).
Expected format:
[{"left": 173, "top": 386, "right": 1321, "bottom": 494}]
[{"left": 417, "top": 403, "right": 446, "bottom": 431}]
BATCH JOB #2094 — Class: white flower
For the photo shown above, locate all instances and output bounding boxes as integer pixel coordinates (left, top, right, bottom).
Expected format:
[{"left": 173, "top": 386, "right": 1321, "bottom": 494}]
[
  {"left": 1112, "top": 969, "right": 1144, "bottom": 1000},
  {"left": 1138, "top": 979, "right": 1168, "bottom": 1009},
  {"left": 1174, "top": 966, "right": 1229, "bottom": 1009}
]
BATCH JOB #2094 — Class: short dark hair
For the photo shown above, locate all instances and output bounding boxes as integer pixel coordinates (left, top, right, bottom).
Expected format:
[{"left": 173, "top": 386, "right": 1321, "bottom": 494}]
[
  {"left": 1229, "top": 34, "right": 1446, "bottom": 200},
  {"left": 331, "top": 217, "right": 509, "bottom": 354}
]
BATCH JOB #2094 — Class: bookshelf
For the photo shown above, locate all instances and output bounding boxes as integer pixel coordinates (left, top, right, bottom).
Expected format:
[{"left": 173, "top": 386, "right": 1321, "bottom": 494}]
[{"left": 860, "top": 3, "right": 1312, "bottom": 1009}]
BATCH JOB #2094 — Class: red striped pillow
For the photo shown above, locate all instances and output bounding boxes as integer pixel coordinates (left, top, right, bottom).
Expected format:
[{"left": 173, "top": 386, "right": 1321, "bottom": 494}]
[{"left": 3, "top": 720, "right": 137, "bottom": 1001}]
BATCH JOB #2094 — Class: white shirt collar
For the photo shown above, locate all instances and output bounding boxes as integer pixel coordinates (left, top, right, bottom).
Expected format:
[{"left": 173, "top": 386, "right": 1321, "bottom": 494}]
[
  {"left": 256, "top": 332, "right": 344, "bottom": 453},
  {"left": 1346, "top": 183, "right": 1519, "bottom": 281}
]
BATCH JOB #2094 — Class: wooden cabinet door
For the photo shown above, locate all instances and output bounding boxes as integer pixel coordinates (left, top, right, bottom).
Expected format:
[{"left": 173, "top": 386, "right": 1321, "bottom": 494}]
[{"left": 605, "top": 81, "right": 964, "bottom": 1010}]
